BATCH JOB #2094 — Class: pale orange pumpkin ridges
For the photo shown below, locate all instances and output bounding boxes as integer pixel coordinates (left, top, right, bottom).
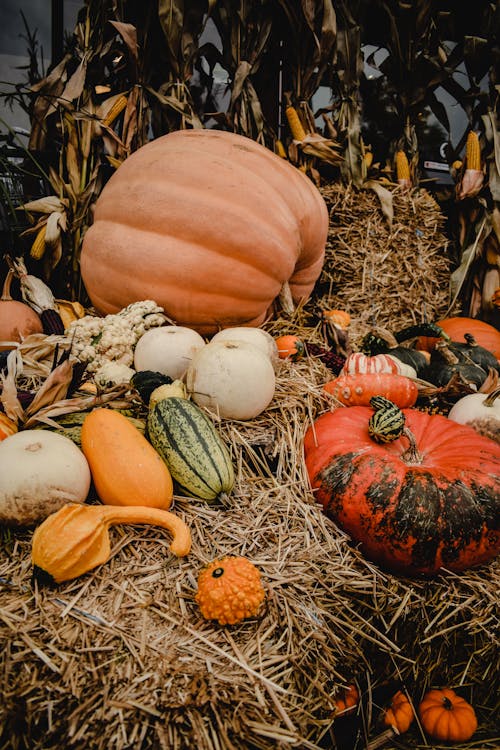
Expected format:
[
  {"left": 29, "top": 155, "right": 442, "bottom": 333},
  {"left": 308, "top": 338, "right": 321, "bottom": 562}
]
[{"left": 80, "top": 129, "right": 329, "bottom": 335}]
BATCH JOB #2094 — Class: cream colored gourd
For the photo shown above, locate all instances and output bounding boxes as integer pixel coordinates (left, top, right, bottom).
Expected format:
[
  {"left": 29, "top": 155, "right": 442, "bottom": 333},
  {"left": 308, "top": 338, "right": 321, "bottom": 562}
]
[
  {"left": 210, "top": 327, "right": 280, "bottom": 370},
  {"left": 0, "top": 430, "right": 91, "bottom": 526},
  {"left": 134, "top": 325, "right": 206, "bottom": 379},
  {"left": 186, "top": 340, "right": 276, "bottom": 420},
  {"left": 447, "top": 387, "right": 500, "bottom": 440}
]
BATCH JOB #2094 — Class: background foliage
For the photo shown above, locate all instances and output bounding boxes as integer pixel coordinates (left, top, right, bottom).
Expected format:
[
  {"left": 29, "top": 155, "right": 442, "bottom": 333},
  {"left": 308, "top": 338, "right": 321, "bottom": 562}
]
[{"left": 0, "top": 0, "right": 499, "bottom": 319}]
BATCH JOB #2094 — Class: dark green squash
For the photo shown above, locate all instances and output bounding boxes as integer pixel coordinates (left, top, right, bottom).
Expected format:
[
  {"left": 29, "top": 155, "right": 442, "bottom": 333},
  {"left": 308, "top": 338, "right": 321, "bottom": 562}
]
[{"left": 423, "top": 340, "right": 490, "bottom": 388}]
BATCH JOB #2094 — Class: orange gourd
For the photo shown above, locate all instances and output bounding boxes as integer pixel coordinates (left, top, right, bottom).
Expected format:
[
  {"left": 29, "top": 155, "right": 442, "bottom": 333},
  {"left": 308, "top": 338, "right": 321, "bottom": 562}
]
[
  {"left": 32, "top": 503, "right": 191, "bottom": 582},
  {"left": 275, "top": 334, "right": 305, "bottom": 360},
  {"left": 418, "top": 688, "right": 478, "bottom": 742},
  {"left": 80, "top": 408, "right": 174, "bottom": 509},
  {"left": 333, "top": 684, "right": 359, "bottom": 714},
  {"left": 416, "top": 317, "right": 500, "bottom": 359},
  {"left": 195, "top": 556, "right": 266, "bottom": 625},
  {"left": 382, "top": 690, "right": 414, "bottom": 733},
  {"left": 80, "top": 129, "right": 328, "bottom": 335},
  {"left": 0, "top": 269, "right": 43, "bottom": 349},
  {"left": 324, "top": 372, "right": 418, "bottom": 408},
  {"left": 0, "top": 413, "right": 18, "bottom": 441}
]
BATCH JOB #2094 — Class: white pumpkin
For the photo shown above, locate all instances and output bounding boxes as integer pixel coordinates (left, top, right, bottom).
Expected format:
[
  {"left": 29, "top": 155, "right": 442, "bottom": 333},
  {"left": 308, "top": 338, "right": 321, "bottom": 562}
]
[
  {"left": 210, "top": 327, "right": 280, "bottom": 370},
  {"left": 134, "top": 325, "right": 206, "bottom": 379},
  {"left": 447, "top": 387, "right": 500, "bottom": 439},
  {"left": 185, "top": 340, "right": 276, "bottom": 420},
  {"left": 0, "top": 430, "right": 91, "bottom": 527}
]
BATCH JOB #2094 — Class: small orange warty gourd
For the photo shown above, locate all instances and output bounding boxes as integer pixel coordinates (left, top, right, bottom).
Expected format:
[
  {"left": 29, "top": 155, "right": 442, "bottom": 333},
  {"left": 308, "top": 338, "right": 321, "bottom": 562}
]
[
  {"left": 81, "top": 408, "right": 174, "bottom": 509},
  {"left": 417, "top": 688, "right": 478, "bottom": 742},
  {"left": 333, "top": 684, "right": 359, "bottom": 714},
  {"left": 195, "top": 555, "right": 265, "bottom": 625},
  {"left": 80, "top": 129, "right": 328, "bottom": 335},
  {"left": 382, "top": 690, "right": 415, "bottom": 733}
]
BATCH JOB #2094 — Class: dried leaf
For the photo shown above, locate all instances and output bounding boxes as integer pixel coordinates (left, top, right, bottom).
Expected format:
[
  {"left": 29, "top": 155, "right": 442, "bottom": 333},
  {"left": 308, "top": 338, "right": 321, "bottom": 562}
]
[
  {"left": 109, "top": 21, "right": 139, "bottom": 63},
  {"left": 25, "top": 359, "right": 74, "bottom": 417},
  {"left": 19, "top": 196, "right": 66, "bottom": 214},
  {"left": 364, "top": 181, "right": 394, "bottom": 226},
  {"left": 0, "top": 349, "right": 25, "bottom": 422},
  {"left": 66, "top": 141, "right": 82, "bottom": 195},
  {"left": 45, "top": 212, "right": 65, "bottom": 245},
  {"left": 479, "top": 368, "right": 499, "bottom": 393},
  {"left": 59, "top": 59, "right": 87, "bottom": 106},
  {"left": 457, "top": 168, "right": 484, "bottom": 200}
]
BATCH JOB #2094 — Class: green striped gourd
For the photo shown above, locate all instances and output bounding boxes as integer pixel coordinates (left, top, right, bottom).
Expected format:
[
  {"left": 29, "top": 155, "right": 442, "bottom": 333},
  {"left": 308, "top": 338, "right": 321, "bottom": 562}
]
[
  {"left": 147, "top": 396, "right": 234, "bottom": 502},
  {"left": 368, "top": 396, "right": 406, "bottom": 443}
]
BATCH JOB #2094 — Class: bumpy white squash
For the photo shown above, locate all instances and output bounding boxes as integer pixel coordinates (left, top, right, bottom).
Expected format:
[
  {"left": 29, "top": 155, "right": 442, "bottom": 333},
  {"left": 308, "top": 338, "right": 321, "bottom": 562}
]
[
  {"left": 186, "top": 340, "right": 276, "bottom": 420},
  {"left": 210, "top": 327, "right": 280, "bottom": 371},
  {"left": 0, "top": 430, "right": 91, "bottom": 526},
  {"left": 134, "top": 325, "right": 206, "bottom": 379}
]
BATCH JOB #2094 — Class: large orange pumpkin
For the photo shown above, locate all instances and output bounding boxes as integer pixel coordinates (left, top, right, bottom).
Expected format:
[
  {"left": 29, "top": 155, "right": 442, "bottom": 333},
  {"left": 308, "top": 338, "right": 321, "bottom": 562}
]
[
  {"left": 304, "top": 405, "right": 500, "bottom": 576},
  {"left": 80, "top": 129, "right": 328, "bottom": 335}
]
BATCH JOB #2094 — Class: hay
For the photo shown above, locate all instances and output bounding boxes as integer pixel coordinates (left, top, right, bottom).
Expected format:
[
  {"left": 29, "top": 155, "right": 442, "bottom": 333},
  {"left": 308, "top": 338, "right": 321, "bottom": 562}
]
[
  {"left": 316, "top": 183, "right": 462, "bottom": 347},
  {"left": 1, "top": 346, "right": 499, "bottom": 750}
]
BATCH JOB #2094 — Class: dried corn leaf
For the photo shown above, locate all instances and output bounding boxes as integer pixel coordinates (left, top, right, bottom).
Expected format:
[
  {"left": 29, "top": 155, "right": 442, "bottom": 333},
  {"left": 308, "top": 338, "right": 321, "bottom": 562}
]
[{"left": 24, "top": 359, "right": 74, "bottom": 417}]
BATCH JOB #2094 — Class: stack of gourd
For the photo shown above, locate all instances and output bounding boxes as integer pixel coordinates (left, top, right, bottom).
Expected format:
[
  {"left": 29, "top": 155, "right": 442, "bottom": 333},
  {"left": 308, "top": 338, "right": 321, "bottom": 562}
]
[{"left": 304, "top": 314, "right": 500, "bottom": 578}]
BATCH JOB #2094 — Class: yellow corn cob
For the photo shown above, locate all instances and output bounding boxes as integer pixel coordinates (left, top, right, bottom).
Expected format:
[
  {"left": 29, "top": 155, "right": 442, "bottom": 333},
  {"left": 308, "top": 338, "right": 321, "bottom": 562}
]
[
  {"left": 395, "top": 150, "right": 410, "bottom": 181},
  {"left": 364, "top": 151, "right": 373, "bottom": 169},
  {"left": 275, "top": 139, "right": 287, "bottom": 158},
  {"left": 465, "top": 131, "right": 481, "bottom": 170},
  {"left": 286, "top": 105, "right": 306, "bottom": 141},
  {"left": 102, "top": 95, "right": 128, "bottom": 126},
  {"left": 30, "top": 225, "right": 47, "bottom": 260}
]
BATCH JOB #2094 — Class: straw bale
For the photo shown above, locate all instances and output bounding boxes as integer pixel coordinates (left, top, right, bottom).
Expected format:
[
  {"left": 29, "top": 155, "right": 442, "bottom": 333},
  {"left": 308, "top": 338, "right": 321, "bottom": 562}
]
[
  {"left": 317, "top": 183, "right": 461, "bottom": 347},
  {"left": 1, "top": 349, "right": 499, "bottom": 750}
]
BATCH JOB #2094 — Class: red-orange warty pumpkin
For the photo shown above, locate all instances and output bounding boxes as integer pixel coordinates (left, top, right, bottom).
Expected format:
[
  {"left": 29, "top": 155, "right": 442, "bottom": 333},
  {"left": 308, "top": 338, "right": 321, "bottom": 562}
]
[
  {"left": 304, "top": 406, "right": 500, "bottom": 576},
  {"left": 80, "top": 130, "right": 328, "bottom": 335}
]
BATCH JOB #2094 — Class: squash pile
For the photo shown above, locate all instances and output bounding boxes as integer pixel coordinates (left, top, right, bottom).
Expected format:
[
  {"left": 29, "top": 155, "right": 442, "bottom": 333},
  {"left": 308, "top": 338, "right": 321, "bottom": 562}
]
[{"left": 2, "top": 299, "right": 500, "bottom": 583}]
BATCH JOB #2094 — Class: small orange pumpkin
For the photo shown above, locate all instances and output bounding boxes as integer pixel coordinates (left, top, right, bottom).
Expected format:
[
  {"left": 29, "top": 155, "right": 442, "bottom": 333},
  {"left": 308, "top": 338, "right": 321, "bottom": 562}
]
[
  {"left": 0, "top": 269, "right": 43, "bottom": 350},
  {"left": 333, "top": 684, "right": 359, "bottom": 714},
  {"left": 0, "top": 413, "right": 18, "bottom": 442},
  {"left": 382, "top": 690, "right": 414, "bottom": 733},
  {"left": 322, "top": 309, "right": 351, "bottom": 330},
  {"left": 195, "top": 556, "right": 265, "bottom": 625},
  {"left": 418, "top": 688, "right": 478, "bottom": 742},
  {"left": 275, "top": 334, "right": 305, "bottom": 361}
]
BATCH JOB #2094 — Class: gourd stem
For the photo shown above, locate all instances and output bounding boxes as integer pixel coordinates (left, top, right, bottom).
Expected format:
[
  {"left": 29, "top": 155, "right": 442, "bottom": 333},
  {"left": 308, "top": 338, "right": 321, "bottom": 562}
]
[
  {"left": 1, "top": 269, "right": 14, "bottom": 301},
  {"left": 96, "top": 505, "right": 191, "bottom": 556},
  {"left": 435, "top": 341, "right": 459, "bottom": 364},
  {"left": 401, "top": 427, "right": 423, "bottom": 465},
  {"left": 484, "top": 387, "right": 500, "bottom": 407}
]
